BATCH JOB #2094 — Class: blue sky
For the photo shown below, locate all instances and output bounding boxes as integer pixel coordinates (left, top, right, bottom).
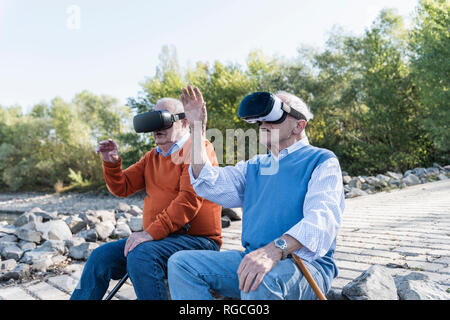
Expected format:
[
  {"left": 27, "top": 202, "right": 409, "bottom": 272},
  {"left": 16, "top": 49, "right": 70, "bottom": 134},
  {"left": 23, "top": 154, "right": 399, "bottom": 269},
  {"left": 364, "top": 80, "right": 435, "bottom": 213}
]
[{"left": 0, "top": 0, "right": 419, "bottom": 112}]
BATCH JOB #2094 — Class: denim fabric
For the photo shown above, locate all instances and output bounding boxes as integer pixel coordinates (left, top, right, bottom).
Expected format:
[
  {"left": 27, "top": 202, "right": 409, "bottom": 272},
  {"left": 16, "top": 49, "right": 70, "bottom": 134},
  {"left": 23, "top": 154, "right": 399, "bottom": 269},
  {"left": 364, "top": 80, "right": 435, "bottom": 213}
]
[
  {"left": 167, "top": 249, "right": 328, "bottom": 300},
  {"left": 70, "top": 234, "right": 219, "bottom": 300}
]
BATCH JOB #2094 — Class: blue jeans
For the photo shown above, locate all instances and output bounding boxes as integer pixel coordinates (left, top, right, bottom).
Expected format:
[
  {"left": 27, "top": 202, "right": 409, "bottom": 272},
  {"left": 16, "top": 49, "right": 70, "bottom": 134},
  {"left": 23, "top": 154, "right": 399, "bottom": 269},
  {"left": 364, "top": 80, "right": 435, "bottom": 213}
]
[
  {"left": 168, "top": 250, "right": 329, "bottom": 300},
  {"left": 70, "top": 234, "right": 219, "bottom": 300}
]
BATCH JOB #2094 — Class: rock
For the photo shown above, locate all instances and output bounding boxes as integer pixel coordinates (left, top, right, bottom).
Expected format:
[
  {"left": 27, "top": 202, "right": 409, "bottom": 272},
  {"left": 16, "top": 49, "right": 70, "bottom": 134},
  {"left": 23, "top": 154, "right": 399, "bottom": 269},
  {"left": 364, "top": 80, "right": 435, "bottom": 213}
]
[
  {"left": 69, "top": 242, "right": 99, "bottom": 260},
  {"left": 0, "top": 234, "right": 18, "bottom": 243},
  {"left": 386, "top": 171, "right": 402, "bottom": 180},
  {"left": 95, "top": 221, "right": 115, "bottom": 240},
  {"left": 0, "top": 241, "right": 17, "bottom": 253},
  {"left": 28, "top": 207, "right": 58, "bottom": 221},
  {"left": 0, "top": 224, "right": 16, "bottom": 235},
  {"left": 221, "top": 216, "right": 231, "bottom": 228},
  {"left": 128, "top": 205, "right": 143, "bottom": 217},
  {"left": 21, "top": 250, "right": 54, "bottom": 264},
  {"left": 19, "top": 241, "right": 36, "bottom": 252},
  {"left": 413, "top": 167, "right": 426, "bottom": 177},
  {"left": 397, "top": 280, "right": 450, "bottom": 300},
  {"left": 116, "top": 213, "right": 132, "bottom": 225},
  {"left": 348, "top": 177, "right": 362, "bottom": 189},
  {"left": 402, "top": 174, "right": 421, "bottom": 186},
  {"left": 64, "top": 237, "right": 85, "bottom": 249},
  {"left": 342, "top": 176, "right": 352, "bottom": 185},
  {"left": 80, "top": 210, "right": 102, "bottom": 227},
  {"left": 117, "top": 202, "right": 131, "bottom": 212},
  {"left": 13, "top": 212, "right": 43, "bottom": 227},
  {"left": 0, "top": 259, "right": 17, "bottom": 272},
  {"left": 376, "top": 174, "right": 391, "bottom": 182},
  {"left": 35, "top": 240, "right": 66, "bottom": 255},
  {"left": 65, "top": 215, "right": 87, "bottom": 234},
  {"left": 31, "top": 256, "right": 54, "bottom": 272},
  {"left": 342, "top": 265, "right": 398, "bottom": 300},
  {"left": 437, "top": 173, "right": 448, "bottom": 181},
  {"left": 394, "top": 272, "right": 450, "bottom": 300},
  {"left": 128, "top": 217, "right": 143, "bottom": 232},
  {"left": 36, "top": 220, "right": 73, "bottom": 241},
  {"left": 1, "top": 245, "right": 23, "bottom": 261},
  {"left": 425, "top": 167, "right": 440, "bottom": 176},
  {"left": 16, "top": 228, "right": 42, "bottom": 244},
  {"left": 0, "top": 263, "right": 31, "bottom": 280},
  {"left": 326, "top": 288, "right": 348, "bottom": 300},
  {"left": 112, "top": 223, "right": 132, "bottom": 238},
  {"left": 95, "top": 210, "right": 116, "bottom": 224},
  {"left": 346, "top": 188, "right": 368, "bottom": 198},
  {"left": 221, "top": 208, "right": 242, "bottom": 221},
  {"left": 76, "top": 229, "right": 98, "bottom": 242}
]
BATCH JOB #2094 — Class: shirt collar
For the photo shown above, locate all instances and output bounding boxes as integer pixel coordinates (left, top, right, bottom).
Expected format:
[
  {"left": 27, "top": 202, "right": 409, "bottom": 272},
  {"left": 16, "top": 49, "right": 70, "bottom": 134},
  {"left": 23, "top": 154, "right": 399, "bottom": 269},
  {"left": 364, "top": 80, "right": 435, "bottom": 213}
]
[
  {"left": 155, "top": 132, "right": 190, "bottom": 157},
  {"left": 272, "top": 136, "right": 310, "bottom": 160}
]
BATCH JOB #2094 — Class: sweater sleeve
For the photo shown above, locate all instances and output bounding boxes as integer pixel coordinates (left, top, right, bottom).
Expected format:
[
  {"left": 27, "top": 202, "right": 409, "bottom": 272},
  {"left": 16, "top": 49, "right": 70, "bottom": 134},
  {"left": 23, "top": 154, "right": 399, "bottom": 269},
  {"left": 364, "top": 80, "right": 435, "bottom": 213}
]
[
  {"left": 145, "top": 140, "right": 219, "bottom": 240},
  {"left": 102, "top": 154, "right": 147, "bottom": 198}
]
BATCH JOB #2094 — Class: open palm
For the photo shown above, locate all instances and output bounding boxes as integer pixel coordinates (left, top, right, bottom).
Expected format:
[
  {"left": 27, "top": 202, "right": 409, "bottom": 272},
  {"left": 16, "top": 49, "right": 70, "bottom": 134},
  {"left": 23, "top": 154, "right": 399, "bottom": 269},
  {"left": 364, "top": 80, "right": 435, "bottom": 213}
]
[{"left": 180, "top": 85, "right": 207, "bottom": 128}]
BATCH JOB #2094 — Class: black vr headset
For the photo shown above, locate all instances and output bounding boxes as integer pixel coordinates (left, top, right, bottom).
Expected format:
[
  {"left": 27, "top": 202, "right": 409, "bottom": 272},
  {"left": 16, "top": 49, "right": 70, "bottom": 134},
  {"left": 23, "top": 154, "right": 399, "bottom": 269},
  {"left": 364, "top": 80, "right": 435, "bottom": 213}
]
[
  {"left": 133, "top": 110, "right": 185, "bottom": 133},
  {"left": 238, "top": 92, "right": 306, "bottom": 124}
]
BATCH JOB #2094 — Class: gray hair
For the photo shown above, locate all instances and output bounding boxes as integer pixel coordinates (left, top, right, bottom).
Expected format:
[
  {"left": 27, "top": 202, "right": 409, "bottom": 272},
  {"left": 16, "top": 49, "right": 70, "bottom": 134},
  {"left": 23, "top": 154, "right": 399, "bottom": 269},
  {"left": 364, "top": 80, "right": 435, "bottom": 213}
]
[
  {"left": 275, "top": 91, "right": 314, "bottom": 121},
  {"left": 155, "top": 97, "right": 184, "bottom": 114}
]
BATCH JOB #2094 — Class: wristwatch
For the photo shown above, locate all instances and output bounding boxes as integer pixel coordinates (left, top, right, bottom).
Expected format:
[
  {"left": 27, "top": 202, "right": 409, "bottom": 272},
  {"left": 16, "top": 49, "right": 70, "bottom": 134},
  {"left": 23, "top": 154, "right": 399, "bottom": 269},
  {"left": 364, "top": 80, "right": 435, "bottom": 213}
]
[{"left": 273, "top": 237, "right": 288, "bottom": 260}]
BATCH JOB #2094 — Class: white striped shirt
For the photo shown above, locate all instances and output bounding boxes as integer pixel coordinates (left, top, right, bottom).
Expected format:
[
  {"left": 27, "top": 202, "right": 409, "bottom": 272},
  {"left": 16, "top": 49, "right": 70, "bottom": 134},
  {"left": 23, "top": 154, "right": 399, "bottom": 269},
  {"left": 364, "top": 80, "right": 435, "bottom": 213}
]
[{"left": 189, "top": 137, "right": 345, "bottom": 262}]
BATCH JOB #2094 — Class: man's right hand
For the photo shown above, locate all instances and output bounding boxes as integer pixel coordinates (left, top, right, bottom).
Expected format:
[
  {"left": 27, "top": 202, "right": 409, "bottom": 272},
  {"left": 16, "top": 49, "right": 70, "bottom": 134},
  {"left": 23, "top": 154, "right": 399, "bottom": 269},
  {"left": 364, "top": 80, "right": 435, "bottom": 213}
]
[
  {"left": 96, "top": 139, "right": 120, "bottom": 163},
  {"left": 180, "top": 85, "right": 207, "bottom": 130}
]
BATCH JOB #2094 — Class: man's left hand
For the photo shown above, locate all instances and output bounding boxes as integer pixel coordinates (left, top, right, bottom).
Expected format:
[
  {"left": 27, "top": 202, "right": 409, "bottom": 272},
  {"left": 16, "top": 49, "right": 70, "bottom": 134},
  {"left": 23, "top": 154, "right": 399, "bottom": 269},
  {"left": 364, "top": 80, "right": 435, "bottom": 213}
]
[
  {"left": 237, "top": 242, "right": 282, "bottom": 293},
  {"left": 124, "top": 231, "right": 153, "bottom": 257}
]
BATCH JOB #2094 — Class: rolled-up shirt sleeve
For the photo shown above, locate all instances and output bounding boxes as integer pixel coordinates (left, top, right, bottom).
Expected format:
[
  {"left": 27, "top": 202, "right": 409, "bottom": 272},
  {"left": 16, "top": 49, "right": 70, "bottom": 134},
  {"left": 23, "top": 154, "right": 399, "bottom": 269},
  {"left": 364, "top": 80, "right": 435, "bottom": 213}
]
[
  {"left": 285, "top": 157, "right": 345, "bottom": 262},
  {"left": 189, "top": 160, "right": 247, "bottom": 208}
]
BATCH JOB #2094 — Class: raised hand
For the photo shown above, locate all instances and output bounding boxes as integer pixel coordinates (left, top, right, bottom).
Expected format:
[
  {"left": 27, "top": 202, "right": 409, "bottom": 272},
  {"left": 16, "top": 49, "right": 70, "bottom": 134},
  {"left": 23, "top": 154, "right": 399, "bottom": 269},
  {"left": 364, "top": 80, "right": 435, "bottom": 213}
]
[
  {"left": 96, "top": 139, "right": 120, "bottom": 163},
  {"left": 180, "top": 85, "right": 207, "bottom": 129}
]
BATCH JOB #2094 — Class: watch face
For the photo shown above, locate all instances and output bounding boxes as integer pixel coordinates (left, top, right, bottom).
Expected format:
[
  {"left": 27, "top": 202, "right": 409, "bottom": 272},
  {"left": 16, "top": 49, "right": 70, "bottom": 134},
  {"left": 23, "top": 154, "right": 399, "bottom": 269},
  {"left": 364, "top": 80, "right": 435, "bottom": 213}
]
[{"left": 275, "top": 238, "right": 287, "bottom": 249}]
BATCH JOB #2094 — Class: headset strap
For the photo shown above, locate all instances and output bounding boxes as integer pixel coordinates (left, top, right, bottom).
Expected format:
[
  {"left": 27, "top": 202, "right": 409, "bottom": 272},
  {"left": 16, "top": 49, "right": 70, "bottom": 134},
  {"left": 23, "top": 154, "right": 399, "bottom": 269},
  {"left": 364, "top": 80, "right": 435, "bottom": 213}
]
[{"left": 281, "top": 103, "right": 307, "bottom": 121}]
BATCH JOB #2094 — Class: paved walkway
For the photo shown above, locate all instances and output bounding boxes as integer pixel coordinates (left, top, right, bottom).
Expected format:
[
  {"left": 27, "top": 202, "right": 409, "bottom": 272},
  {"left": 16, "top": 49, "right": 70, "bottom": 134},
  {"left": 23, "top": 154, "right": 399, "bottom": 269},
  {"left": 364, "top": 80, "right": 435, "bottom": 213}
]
[{"left": 1, "top": 180, "right": 449, "bottom": 299}]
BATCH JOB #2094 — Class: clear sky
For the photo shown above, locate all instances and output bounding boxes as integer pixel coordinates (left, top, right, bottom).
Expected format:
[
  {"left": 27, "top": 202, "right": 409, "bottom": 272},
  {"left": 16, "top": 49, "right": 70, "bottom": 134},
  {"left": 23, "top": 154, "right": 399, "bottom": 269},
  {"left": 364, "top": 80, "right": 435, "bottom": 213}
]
[{"left": 0, "top": 0, "right": 419, "bottom": 112}]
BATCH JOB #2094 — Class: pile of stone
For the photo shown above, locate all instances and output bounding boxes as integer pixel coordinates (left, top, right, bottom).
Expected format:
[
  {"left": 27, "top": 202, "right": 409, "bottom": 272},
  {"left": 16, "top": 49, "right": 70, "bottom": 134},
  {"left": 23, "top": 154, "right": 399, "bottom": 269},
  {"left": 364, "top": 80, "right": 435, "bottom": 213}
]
[
  {"left": 343, "top": 163, "right": 449, "bottom": 199},
  {"left": 327, "top": 265, "right": 450, "bottom": 300},
  {"left": 0, "top": 204, "right": 240, "bottom": 284},
  {"left": 0, "top": 203, "right": 145, "bottom": 282}
]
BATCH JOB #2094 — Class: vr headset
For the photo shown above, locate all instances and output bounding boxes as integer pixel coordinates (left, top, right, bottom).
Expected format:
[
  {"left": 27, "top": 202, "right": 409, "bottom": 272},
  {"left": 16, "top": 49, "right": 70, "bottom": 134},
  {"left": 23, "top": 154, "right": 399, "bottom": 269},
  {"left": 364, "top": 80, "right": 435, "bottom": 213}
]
[
  {"left": 133, "top": 110, "right": 185, "bottom": 133},
  {"left": 238, "top": 92, "right": 306, "bottom": 124}
]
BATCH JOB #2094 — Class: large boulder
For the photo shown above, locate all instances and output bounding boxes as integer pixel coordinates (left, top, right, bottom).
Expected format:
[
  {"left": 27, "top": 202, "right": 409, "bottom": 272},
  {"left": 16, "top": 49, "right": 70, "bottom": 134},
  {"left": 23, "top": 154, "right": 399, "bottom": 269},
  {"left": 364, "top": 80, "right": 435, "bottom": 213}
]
[
  {"left": 346, "top": 188, "right": 368, "bottom": 198},
  {"left": 394, "top": 272, "right": 450, "bottom": 300},
  {"left": 35, "top": 240, "right": 66, "bottom": 255},
  {"left": 0, "top": 259, "right": 17, "bottom": 272},
  {"left": 0, "top": 263, "right": 31, "bottom": 281},
  {"left": 342, "top": 265, "right": 398, "bottom": 300},
  {"left": 128, "top": 205, "right": 143, "bottom": 217},
  {"left": 36, "top": 220, "right": 73, "bottom": 241},
  {"left": 117, "top": 202, "right": 131, "bottom": 212}
]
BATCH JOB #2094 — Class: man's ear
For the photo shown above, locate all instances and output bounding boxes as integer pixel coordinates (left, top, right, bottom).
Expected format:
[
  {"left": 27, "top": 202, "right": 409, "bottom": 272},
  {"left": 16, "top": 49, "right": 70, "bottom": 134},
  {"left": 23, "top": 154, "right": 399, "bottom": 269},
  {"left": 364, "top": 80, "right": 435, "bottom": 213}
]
[{"left": 293, "top": 120, "right": 307, "bottom": 135}]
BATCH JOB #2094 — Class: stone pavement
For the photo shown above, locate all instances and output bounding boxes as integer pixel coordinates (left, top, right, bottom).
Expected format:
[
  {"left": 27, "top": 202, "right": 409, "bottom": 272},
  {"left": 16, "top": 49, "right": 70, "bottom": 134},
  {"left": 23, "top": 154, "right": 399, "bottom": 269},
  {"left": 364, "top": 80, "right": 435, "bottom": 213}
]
[{"left": 1, "top": 179, "right": 449, "bottom": 300}]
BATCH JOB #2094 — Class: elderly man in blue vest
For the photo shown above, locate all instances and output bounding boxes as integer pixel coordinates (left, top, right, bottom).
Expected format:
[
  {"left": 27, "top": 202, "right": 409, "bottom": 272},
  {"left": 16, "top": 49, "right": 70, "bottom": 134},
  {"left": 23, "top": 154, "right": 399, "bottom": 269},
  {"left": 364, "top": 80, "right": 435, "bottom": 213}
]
[{"left": 167, "top": 86, "right": 345, "bottom": 300}]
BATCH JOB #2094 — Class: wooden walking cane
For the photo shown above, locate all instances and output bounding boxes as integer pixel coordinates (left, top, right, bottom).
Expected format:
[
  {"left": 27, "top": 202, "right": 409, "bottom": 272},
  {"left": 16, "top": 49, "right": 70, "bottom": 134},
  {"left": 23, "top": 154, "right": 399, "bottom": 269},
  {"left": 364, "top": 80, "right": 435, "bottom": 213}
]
[{"left": 291, "top": 253, "right": 327, "bottom": 300}]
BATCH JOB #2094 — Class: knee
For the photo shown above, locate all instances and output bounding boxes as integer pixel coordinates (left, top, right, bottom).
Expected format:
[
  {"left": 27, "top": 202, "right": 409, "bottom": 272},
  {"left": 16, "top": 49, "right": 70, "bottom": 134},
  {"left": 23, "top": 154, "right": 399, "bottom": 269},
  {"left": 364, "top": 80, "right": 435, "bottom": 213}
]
[
  {"left": 241, "top": 273, "right": 282, "bottom": 300},
  {"left": 167, "top": 251, "right": 189, "bottom": 274},
  {"left": 126, "top": 244, "right": 160, "bottom": 276}
]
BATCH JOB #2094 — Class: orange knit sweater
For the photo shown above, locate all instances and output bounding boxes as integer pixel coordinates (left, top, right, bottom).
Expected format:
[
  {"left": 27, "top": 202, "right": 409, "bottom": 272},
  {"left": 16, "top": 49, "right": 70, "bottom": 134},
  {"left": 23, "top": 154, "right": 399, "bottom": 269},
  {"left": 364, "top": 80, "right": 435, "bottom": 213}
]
[{"left": 102, "top": 138, "right": 222, "bottom": 246}]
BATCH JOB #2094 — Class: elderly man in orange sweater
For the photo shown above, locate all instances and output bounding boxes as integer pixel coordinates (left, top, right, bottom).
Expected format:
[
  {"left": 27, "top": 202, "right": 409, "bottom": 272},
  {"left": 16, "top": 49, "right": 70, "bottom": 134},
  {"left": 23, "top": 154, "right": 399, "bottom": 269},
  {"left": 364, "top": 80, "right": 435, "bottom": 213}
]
[{"left": 70, "top": 97, "right": 222, "bottom": 300}]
